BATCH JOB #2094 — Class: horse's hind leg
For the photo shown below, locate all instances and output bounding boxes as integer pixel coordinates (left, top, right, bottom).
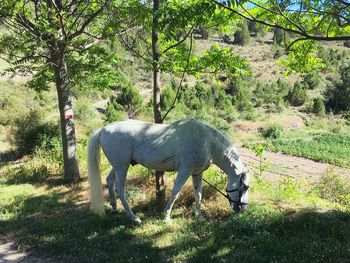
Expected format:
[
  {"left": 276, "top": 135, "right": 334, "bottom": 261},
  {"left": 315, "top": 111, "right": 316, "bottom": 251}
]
[
  {"left": 192, "top": 173, "right": 204, "bottom": 221},
  {"left": 114, "top": 165, "right": 141, "bottom": 224},
  {"left": 106, "top": 169, "right": 117, "bottom": 213},
  {"left": 164, "top": 167, "right": 191, "bottom": 222}
]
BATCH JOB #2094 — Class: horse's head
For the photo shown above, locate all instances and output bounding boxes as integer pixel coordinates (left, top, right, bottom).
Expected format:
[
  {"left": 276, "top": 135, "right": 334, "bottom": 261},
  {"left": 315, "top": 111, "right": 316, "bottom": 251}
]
[{"left": 226, "top": 171, "right": 249, "bottom": 213}]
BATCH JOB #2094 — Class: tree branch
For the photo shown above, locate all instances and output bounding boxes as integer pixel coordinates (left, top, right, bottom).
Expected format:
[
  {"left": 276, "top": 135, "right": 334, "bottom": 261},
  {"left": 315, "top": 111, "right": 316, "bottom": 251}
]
[
  {"left": 210, "top": 0, "right": 350, "bottom": 41},
  {"left": 161, "top": 33, "right": 194, "bottom": 122}
]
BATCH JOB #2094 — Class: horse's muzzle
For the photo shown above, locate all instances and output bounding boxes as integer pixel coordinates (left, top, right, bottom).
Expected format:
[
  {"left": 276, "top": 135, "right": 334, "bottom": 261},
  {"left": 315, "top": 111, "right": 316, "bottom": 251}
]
[{"left": 234, "top": 204, "right": 248, "bottom": 213}]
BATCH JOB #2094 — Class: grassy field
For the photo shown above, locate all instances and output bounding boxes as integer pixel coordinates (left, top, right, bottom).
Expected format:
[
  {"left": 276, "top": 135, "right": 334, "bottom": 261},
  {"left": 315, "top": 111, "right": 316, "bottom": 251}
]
[
  {"left": 1, "top": 152, "right": 350, "bottom": 262},
  {"left": 268, "top": 134, "right": 350, "bottom": 168}
]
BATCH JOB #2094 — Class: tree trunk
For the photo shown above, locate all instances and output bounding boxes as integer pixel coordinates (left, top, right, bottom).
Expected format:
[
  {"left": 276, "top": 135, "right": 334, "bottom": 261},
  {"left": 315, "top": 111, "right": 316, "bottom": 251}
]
[
  {"left": 152, "top": 0, "right": 165, "bottom": 204},
  {"left": 53, "top": 53, "right": 80, "bottom": 182}
]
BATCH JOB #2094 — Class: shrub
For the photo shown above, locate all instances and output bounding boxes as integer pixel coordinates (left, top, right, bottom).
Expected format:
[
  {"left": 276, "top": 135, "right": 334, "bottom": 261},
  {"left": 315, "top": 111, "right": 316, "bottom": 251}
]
[
  {"left": 325, "top": 64, "right": 350, "bottom": 112},
  {"left": 313, "top": 172, "right": 350, "bottom": 206},
  {"left": 272, "top": 45, "right": 285, "bottom": 59},
  {"left": 261, "top": 124, "right": 284, "bottom": 139},
  {"left": 302, "top": 73, "right": 321, "bottom": 90},
  {"left": 10, "top": 109, "right": 60, "bottom": 156},
  {"left": 160, "top": 85, "right": 176, "bottom": 111},
  {"left": 273, "top": 27, "right": 290, "bottom": 47},
  {"left": 114, "top": 83, "right": 143, "bottom": 112},
  {"left": 104, "top": 101, "right": 125, "bottom": 123},
  {"left": 104, "top": 83, "right": 142, "bottom": 123},
  {"left": 344, "top": 40, "right": 350, "bottom": 48},
  {"left": 233, "top": 19, "right": 250, "bottom": 46},
  {"left": 311, "top": 97, "right": 325, "bottom": 116},
  {"left": 223, "top": 34, "right": 231, "bottom": 44},
  {"left": 74, "top": 100, "right": 96, "bottom": 121},
  {"left": 286, "top": 81, "right": 307, "bottom": 106}
]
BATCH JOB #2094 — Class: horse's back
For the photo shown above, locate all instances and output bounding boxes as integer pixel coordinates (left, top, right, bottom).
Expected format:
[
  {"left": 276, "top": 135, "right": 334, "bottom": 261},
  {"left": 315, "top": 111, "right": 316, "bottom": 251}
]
[{"left": 98, "top": 119, "right": 214, "bottom": 173}]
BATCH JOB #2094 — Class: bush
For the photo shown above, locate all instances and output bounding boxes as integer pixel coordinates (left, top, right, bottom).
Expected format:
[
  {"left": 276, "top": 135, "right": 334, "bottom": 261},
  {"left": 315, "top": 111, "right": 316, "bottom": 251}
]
[
  {"left": 74, "top": 100, "right": 96, "bottom": 121},
  {"left": 302, "top": 73, "right": 321, "bottom": 90},
  {"left": 286, "top": 81, "right": 307, "bottom": 106},
  {"left": 233, "top": 19, "right": 250, "bottom": 46},
  {"left": 313, "top": 172, "right": 350, "bottom": 206},
  {"left": 344, "top": 40, "right": 350, "bottom": 48},
  {"left": 311, "top": 97, "right": 325, "bottom": 116},
  {"left": 325, "top": 64, "right": 350, "bottom": 112},
  {"left": 104, "top": 100, "right": 125, "bottom": 123},
  {"left": 273, "top": 27, "right": 290, "bottom": 47},
  {"left": 253, "top": 79, "right": 289, "bottom": 112},
  {"left": 261, "top": 124, "right": 284, "bottom": 139},
  {"left": 272, "top": 45, "right": 285, "bottom": 59},
  {"left": 114, "top": 83, "right": 143, "bottom": 112},
  {"left": 160, "top": 85, "right": 176, "bottom": 111},
  {"left": 10, "top": 109, "right": 60, "bottom": 156},
  {"left": 104, "top": 83, "right": 142, "bottom": 123}
]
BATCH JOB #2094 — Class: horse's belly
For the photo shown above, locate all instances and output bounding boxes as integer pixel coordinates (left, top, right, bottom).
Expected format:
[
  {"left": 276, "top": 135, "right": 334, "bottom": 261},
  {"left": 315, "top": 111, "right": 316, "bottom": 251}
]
[{"left": 138, "top": 156, "right": 178, "bottom": 172}]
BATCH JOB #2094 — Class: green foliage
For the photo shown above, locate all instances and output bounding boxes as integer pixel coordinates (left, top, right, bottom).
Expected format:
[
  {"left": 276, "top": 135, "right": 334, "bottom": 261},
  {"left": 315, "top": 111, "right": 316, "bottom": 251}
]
[
  {"left": 197, "top": 26, "right": 210, "bottom": 39},
  {"left": 325, "top": 64, "right": 350, "bottom": 112},
  {"left": 233, "top": 19, "right": 251, "bottom": 46},
  {"left": 104, "top": 100, "right": 125, "bottom": 124},
  {"left": 74, "top": 100, "right": 97, "bottom": 121},
  {"left": 261, "top": 124, "right": 284, "bottom": 139},
  {"left": 272, "top": 45, "right": 285, "bottom": 59},
  {"left": 313, "top": 172, "right": 350, "bottom": 206},
  {"left": 10, "top": 109, "right": 60, "bottom": 156},
  {"left": 273, "top": 28, "right": 290, "bottom": 47},
  {"left": 160, "top": 84, "right": 176, "bottom": 111},
  {"left": 311, "top": 97, "right": 326, "bottom": 116},
  {"left": 302, "top": 73, "right": 321, "bottom": 90},
  {"left": 286, "top": 81, "right": 307, "bottom": 106},
  {"left": 254, "top": 79, "right": 289, "bottom": 112},
  {"left": 344, "top": 41, "right": 350, "bottom": 48},
  {"left": 269, "top": 134, "right": 350, "bottom": 167},
  {"left": 277, "top": 41, "right": 325, "bottom": 75}
]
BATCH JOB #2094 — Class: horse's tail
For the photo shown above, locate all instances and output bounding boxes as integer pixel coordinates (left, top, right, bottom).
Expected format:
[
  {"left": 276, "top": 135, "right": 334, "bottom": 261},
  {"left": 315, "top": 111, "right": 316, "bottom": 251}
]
[{"left": 87, "top": 128, "right": 105, "bottom": 216}]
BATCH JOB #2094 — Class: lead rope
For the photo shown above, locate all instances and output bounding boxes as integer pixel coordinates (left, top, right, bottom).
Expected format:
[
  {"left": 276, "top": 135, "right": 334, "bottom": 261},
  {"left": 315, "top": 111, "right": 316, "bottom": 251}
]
[{"left": 202, "top": 178, "right": 230, "bottom": 200}]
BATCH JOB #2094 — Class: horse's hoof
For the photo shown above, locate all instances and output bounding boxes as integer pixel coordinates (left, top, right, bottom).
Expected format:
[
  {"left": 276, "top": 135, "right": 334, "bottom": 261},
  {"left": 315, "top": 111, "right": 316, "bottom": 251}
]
[{"left": 133, "top": 217, "right": 142, "bottom": 224}]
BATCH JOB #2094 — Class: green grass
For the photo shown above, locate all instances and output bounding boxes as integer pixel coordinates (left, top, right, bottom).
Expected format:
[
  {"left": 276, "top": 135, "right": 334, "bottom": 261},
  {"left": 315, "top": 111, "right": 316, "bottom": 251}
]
[
  {"left": 268, "top": 134, "right": 350, "bottom": 167},
  {"left": 1, "top": 155, "right": 350, "bottom": 263}
]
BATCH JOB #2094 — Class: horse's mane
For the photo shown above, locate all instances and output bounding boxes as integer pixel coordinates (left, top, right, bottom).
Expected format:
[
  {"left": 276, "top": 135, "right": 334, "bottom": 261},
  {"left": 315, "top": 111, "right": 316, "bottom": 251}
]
[{"left": 200, "top": 121, "right": 240, "bottom": 165}]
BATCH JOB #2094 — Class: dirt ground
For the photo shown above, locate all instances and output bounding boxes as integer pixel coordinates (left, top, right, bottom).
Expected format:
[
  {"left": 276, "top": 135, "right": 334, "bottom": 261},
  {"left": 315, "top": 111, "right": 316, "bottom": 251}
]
[{"left": 238, "top": 146, "right": 350, "bottom": 183}]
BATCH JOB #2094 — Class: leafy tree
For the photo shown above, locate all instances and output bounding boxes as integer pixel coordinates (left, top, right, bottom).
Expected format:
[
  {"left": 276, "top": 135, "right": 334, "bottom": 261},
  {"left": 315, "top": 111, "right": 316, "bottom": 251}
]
[
  {"left": 211, "top": 0, "right": 350, "bottom": 73},
  {"left": 0, "top": 0, "right": 115, "bottom": 181},
  {"left": 302, "top": 73, "right": 321, "bottom": 90},
  {"left": 234, "top": 19, "right": 250, "bottom": 46},
  {"left": 273, "top": 27, "right": 290, "bottom": 47},
  {"left": 325, "top": 65, "right": 350, "bottom": 112},
  {"left": 312, "top": 97, "right": 326, "bottom": 116},
  {"left": 287, "top": 81, "right": 308, "bottom": 106},
  {"left": 117, "top": 0, "right": 246, "bottom": 199}
]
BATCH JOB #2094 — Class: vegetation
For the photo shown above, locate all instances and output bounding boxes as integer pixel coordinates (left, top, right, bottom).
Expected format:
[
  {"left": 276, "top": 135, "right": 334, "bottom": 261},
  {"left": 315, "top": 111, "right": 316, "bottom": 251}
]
[
  {"left": 269, "top": 134, "right": 350, "bottom": 168},
  {"left": 1, "top": 0, "right": 350, "bottom": 261},
  {"left": 233, "top": 19, "right": 251, "bottom": 46},
  {"left": 1, "top": 151, "right": 350, "bottom": 262}
]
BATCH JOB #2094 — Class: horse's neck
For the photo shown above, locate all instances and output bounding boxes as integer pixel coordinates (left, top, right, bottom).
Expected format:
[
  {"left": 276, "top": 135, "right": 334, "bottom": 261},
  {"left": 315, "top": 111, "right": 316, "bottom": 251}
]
[{"left": 210, "top": 132, "right": 244, "bottom": 178}]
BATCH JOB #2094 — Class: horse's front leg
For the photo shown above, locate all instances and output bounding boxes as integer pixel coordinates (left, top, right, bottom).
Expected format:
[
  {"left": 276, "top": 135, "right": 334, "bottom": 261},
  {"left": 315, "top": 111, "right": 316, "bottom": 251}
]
[
  {"left": 164, "top": 167, "right": 191, "bottom": 222},
  {"left": 192, "top": 173, "right": 205, "bottom": 221},
  {"left": 106, "top": 169, "right": 117, "bottom": 213},
  {"left": 114, "top": 165, "right": 141, "bottom": 224}
]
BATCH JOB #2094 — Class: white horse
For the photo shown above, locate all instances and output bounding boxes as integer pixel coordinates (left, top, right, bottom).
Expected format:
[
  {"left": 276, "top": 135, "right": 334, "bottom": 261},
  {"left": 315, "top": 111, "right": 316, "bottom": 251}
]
[{"left": 88, "top": 119, "right": 249, "bottom": 223}]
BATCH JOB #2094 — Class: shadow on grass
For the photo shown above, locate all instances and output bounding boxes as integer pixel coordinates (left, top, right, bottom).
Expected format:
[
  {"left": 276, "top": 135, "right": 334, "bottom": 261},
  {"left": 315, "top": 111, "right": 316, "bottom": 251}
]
[
  {"left": 0, "top": 189, "right": 166, "bottom": 263},
  {"left": 171, "top": 207, "right": 350, "bottom": 263},
  {"left": 1, "top": 178, "right": 350, "bottom": 263}
]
